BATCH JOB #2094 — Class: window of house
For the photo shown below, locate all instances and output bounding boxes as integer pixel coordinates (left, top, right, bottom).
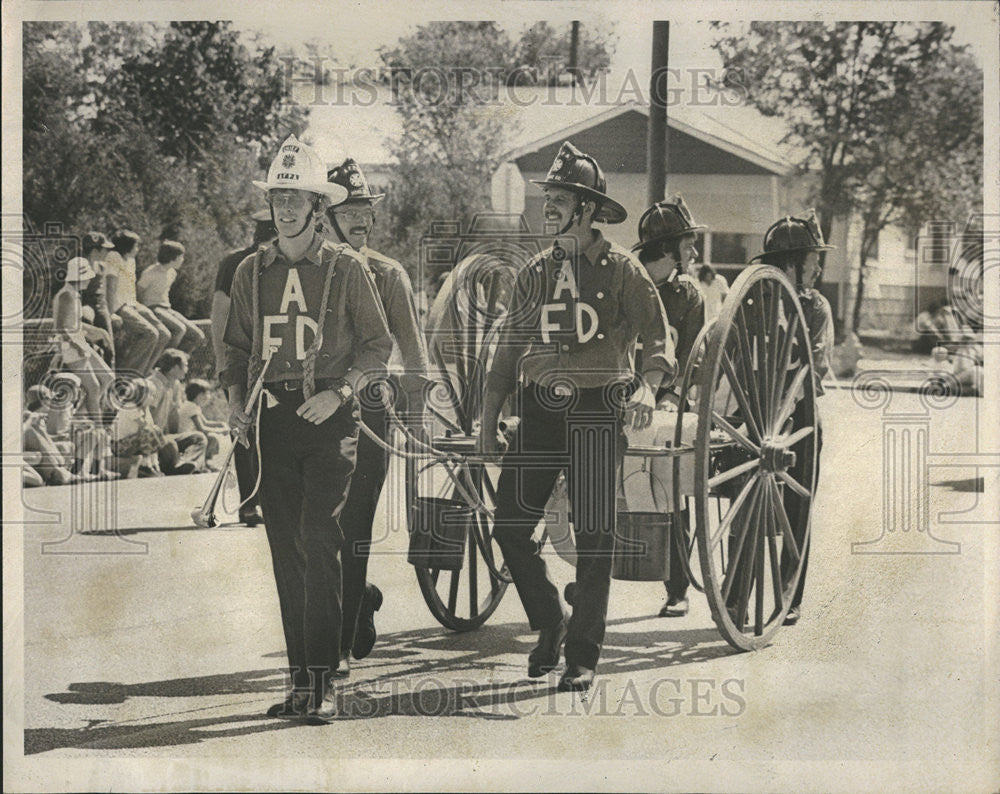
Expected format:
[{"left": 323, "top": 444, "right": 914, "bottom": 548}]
[
  {"left": 868, "top": 231, "right": 879, "bottom": 261},
  {"left": 710, "top": 233, "right": 758, "bottom": 265}
]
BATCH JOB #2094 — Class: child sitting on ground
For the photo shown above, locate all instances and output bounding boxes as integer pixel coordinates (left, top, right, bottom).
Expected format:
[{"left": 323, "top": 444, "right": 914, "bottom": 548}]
[
  {"left": 25, "top": 377, "right": 120, "bottom": 481},
  {"left": 23, "top": 384, "right": 77, "bottom": 485},
  {"left": 109, "top": 377, "right": 167, "bottom": 478},
  {"left": 178, "top": 379, "right": 229, "bottom": 470}
]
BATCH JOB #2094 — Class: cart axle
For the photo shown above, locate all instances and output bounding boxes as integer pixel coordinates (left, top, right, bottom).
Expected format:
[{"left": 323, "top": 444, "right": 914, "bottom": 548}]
[{"left": 759, "top": 440, "right": 796, "bottom": 473}]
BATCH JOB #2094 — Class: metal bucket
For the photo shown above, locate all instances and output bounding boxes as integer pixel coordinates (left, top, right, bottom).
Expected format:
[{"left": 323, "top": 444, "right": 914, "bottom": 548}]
[
  {"left": 612, "top": 511, "right": 673, "bottom": 581},
  {"left": 407, "top": 496, "right": 471, "bottom": 570}
]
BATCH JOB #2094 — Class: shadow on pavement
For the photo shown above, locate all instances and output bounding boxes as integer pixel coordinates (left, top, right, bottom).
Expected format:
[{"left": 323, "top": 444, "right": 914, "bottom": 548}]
[
  {"left": 931, "top": 476, "right": 984, "bottom": 493},
  {"left": 31, "top": 618, "right": 738, "bottom": 752},
  {"left": 79, "top": 524, "right": 258, "bottom": 537}
]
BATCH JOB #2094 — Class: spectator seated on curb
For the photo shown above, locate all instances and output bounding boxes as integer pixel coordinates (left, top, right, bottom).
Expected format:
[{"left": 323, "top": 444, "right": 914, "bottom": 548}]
[
  {"left": 913, "top": 300, "right": 945, "bottom": 355},
  {"left": 106, "top": 229, "right": 172, "bottom": 377},
  {"left": 23, "top": 385, "right": 78, "bottom": 485},
  {"left": 25, "top": 377, "right": 120, "bottom": 482},
  {"left": 179, "top": 379, "right": 229, "bottom": 470},
  {"left": 78, "top": 231, "right": 117, "bottom": 368},
  {"left": 930, "top": 339, "right": 984, "bottom": 398},
  {"left": 137, "top": 241, "right": 206, "bottom": 354},
  {"left": 23, "top": 452, "right": 45, "bottom": 487},
  {"left": 52, "top": 256, "right": 116, "bottom": 420},
  {"left": 148, "top": 348, "right": 207, "bottom": 475}
]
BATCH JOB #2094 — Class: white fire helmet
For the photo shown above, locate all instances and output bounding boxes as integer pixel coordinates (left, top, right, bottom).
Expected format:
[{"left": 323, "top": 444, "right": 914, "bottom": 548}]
[{"left": 253, "top": 135, "right": 348, "bottom": 204}]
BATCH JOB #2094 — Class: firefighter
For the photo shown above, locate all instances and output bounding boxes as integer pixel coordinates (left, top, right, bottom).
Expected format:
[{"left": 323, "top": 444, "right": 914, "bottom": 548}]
[
  {"left": 632, "top": 196, "right": 707, "bottom": 618},
  {"left": 749, "top": 210, "right": 835, "bottom": 626},
  {"left": 321, "top": 158, "right": 430, "bottom": 670},
  {"left": 480, "top": 141, "right": 676, "bottom": 692},
  {"left": 222, "top": 135, "right": 392, "bottom": 723},
  {"left": 212, "top": 209, "right": 277, "bottom": 526}
]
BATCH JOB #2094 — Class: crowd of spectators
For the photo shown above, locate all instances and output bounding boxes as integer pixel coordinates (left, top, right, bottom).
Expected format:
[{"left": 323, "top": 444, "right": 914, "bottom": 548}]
[
  {"left": 22, "top": 228, "right": 222, "bottom": 487},
  {"left": 915, "top": 299, "right": 984, "bottom": 397},
  {"left": 22, "top": 223, "right": 986, "bottom": 488}
]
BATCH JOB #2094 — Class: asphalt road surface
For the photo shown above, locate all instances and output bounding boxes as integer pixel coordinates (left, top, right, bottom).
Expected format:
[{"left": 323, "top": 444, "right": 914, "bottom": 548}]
[{"left": 9, "top": 389, "right": 998, "bottom": 792}]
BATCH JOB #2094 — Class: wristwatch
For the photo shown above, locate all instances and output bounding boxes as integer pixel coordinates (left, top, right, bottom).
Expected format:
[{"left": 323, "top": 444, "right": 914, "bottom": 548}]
[{"left": 332, "top": 379, "right": 354, "bottom": 403}]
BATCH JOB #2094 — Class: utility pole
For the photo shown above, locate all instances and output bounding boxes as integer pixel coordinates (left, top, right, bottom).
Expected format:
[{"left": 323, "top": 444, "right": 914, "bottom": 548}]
[
  {"left": 647, "top": 21, "right": 670, "bottom": 205},
  {"left": 569, "top": 21, "right": 580, "bottom": 86}
]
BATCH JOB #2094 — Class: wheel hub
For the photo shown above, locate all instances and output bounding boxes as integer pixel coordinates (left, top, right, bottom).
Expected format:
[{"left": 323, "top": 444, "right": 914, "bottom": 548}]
[{"left": 759, "top": 439, "right": 796, "bottom": 472}]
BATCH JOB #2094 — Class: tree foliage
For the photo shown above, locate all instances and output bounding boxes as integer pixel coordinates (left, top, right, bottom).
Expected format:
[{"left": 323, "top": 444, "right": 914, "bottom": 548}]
[
  {"left": 712, "top": 22, "right": 983, "bottom": 331},
  {"left": 23, "top": 21, "right": 306, "bottom": 319},
  {"left": 373, "top": 21, "right": 616, "bottom": 274}
]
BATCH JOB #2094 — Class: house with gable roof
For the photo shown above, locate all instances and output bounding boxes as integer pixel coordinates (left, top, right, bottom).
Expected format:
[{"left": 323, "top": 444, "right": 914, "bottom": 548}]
[{"left": 305, "top": 84, "right": 956, "bottom": 338}]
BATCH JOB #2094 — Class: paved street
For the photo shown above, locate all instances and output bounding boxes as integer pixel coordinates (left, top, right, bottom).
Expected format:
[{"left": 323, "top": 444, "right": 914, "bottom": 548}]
[{"left": 9, "top": 389, "right": 998, "bottom": 791}]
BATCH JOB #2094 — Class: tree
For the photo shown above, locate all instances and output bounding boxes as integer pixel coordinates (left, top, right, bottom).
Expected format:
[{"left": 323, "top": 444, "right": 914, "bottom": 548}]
[
  {"left": 375, "top": 23, "right": 515, "bottom": 271},
  {"left": 22, "top": 21, "right": 306, "bottom": 319},
  {"left": 374, "top": 21, "right": 618, "bottom": 276},
  {"left": 712, "top": 22, "right": 983, "bottom": 333},
  {"left": 513, "top": 21, "right": 616, "bottom": 84}
]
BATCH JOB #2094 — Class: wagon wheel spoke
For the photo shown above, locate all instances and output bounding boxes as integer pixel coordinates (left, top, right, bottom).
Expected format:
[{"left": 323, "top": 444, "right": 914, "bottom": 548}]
[
  {"left": 782, "top": 424, "right": 815, "bottom": 448},
  {"left": 720, "top": 481, "right": 762, "bottom": 602},
  {"left": 763, "top": 479, "right": 786, "bottom": 611},
  {"left": 777, "top": 469, "right": 812, "bottom": 500},
  {"left": 765, "top": 280, "right": 782, "bottom": 410},
  {"left": 711, "top": 411, "right": 761, "bottom": 455},
  {"left": 742, "top": 286, "right": 771, "bottom": 431},
  {"left": 710, "top": 473, "right": 760, "bottom": 551},
  {"left": 720, "top": 352, "right": 762, "bottom": 442},
  {"left": 468, "top": 520, "right": 479, "bottom": 618},
  {"left": 770, "top": 313, "right": 800, "bottom": 433},
  {"left": 708, "top": 458, "right": 759, "bottom": 491},
  {"left": 753, "top": 470, "right": 773, "bottom": 635},
  {"left": 732, "top": 318, "right": 766, "bottom": 434},
  {"left": 770, "top": 477, "right": 801, "bottom": 565},
  {"left": 773, "top": 365, "right": 810, "bottom": 433},
  {"left": 447, "top": 568, "right": 461, "bottom": 614},
  {"left": 728, "top": 484, "right": 763, "bottom": 628}
]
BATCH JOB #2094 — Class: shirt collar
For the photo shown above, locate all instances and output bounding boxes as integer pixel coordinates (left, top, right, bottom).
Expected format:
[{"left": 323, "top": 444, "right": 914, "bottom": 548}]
[
  {"left": 261, "top": 233, "right": 325, "bottom": 268},
  {"left": 545, "top": 229, "right": 608, "bottom": 269},
  {"left": 580, "top": 229, "right": 609, "bottom": 266}
]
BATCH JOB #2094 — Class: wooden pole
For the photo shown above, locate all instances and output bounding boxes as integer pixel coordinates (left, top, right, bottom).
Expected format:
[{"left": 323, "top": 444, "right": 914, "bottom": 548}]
[
  {"left": 569, "top": 21, "right": 580, "bottom": 86},
  {"left": 647, "top": 21, "right": 670, "bottom": 205}
]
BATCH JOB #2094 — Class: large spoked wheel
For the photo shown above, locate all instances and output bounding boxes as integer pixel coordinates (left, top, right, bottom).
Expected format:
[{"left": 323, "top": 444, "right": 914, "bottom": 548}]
[
  {"left": 408, "top": 253, "right": 516, "bottom": 630},
  {"left": 693, "top": 266, "right": 819, "bottom": 651},
  {"left": 669, "top": 319, "right": 716, "bottom": 594},
  {"left": 406, "top": 449, "right": 510, "bottom": 631}
]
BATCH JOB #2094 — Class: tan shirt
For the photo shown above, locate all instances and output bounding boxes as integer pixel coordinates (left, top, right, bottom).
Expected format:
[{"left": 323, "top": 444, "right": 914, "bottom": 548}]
[
  {"left": 487, "top": 230, "right": 676, "bottom": 391},
  {"left": 221, "top": 235, "right": 392, "bottom": 389},
  {"left": 361, "top": 246, "right": 430, "bottom": 395},
  {"left": 105, "top": 250, "right": 138, "bottom": 312}
]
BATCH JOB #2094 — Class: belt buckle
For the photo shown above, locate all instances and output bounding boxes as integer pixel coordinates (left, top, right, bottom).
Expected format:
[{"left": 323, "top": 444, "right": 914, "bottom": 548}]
[{"left": 282, "top": 381, "right": 299, "bottom": 392}]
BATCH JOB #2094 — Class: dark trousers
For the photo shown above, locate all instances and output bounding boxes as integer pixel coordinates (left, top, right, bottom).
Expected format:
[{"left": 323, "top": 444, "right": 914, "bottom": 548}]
[
  {"left": 493, "top": 383, "right": 624, "bottom": 671},
  {"left": 338, "top": 395, "right": 388, "bottom": 657},
  {"left": 784, "top": 411, "right": 822, "bottom": 609},
  {"left": 664, "top": 510, "right": 691, "bottom": 598},
  {"left": 234, "top": 441, "right": 259, "bottom": 512},
  {"left": 158, "top": 431, "right": 207, "bottom": 473},
  {"left": 258, "top": 391, "right": 358, "bottom": 697}
]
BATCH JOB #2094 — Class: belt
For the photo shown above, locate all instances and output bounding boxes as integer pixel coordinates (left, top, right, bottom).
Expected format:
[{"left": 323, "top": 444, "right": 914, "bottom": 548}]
[{"left": 265, "top": 378, "right": 339, "bottom": 394}]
